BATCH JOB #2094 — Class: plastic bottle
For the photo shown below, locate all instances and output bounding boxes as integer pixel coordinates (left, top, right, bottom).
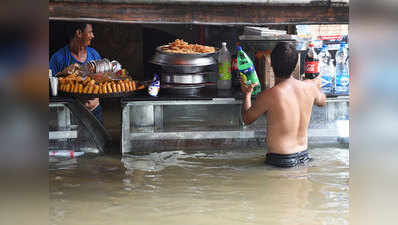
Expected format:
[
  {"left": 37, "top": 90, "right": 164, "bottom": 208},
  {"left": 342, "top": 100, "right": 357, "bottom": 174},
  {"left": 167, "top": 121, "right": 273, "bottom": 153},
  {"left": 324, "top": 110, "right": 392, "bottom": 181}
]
[
  {"left": 304, "top": 42, "right": 319, "bottom": 79},
  {"left": 318, "top": 44, "right": 333, "bottom": 95},
  {"left": 236, "top": 46, "right": 261, "bottom": 95},
  {"left": 231, "top": 54, "right": 240, "bottom": 87},
  {"left": 334, "top": 42, "right": 350, "bottom": 95},
  {"left": 329, "top": 59, "right": 336, "bottom": 95},
  {"left": 217, "top": 42, "right": 232, "bottom": 90}
]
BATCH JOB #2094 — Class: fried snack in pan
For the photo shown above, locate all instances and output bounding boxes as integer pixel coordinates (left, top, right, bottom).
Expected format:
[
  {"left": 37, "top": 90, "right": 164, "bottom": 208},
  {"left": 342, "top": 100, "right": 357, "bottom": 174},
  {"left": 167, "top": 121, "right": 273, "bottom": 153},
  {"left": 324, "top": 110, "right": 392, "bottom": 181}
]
[
  {"left": 137, "top": 84, "right": 145, "bottom": 90},
  {"left": 88, "top": 85, "right": 94, "bottom": 94},
  {"left": 107, "top": 83, "right": 113, "bottom": 93},
  {"left": 116, "top": 84, "right": 121, "bottom": 93},
  {"left": 78, "top": 84, "right": 83, "bottom": 93},
  {"left": 66, "top": 83, "right": 71, "bottom": 92},
  {"left": 103, "top": 84, "right": 108, "bottom": 94},
  {"left": 83, "top": 77, "right": 91, "bottom": 85},
  {"left": 70, "top": 83, "right": 75, "bottom": 93},
  {"left": 125, "top": 81, "right": 130, "bottom": 92},
  {"left": 83, "top": 85, "right": 89, "bottom": 93},
  {"left": 99, "top": 84, "right": 103, "bottom": 94},
  {"left": 93, "top": 85, "right": 99, "bottom": 94},
  {"left": 162, "top": 39, "right": 216, "bottom": 54},
  {"left": 73, "top": 81, "right": 79, "bottom": 93},
  {"left": 89, "top": 79, "right": 96, "bottom": 86},
  {"left": 129, "top": 80, "right": 135, "bottom": 91},
  {"left": 120, "top": 82, "right": 126, "bottom": 92},
  {"left": 76, "top": 76, "right": 83, "bottom": 83}
]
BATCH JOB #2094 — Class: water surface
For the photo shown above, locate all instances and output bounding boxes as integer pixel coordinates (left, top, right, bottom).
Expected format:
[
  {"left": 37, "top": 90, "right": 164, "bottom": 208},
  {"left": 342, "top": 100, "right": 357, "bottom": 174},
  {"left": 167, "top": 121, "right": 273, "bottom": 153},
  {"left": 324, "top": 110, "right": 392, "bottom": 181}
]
[{"left": 50, "top": 147, "right": 349, "bottom": 225}]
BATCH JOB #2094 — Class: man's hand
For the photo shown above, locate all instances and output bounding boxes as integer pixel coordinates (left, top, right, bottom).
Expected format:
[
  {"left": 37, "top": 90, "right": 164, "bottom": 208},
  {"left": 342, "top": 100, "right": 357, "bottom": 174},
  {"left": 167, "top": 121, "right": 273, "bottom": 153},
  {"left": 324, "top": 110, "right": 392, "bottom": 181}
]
[
  {"left": 240, "top": 79, "right": 258, "bottom": 96},
  {"left": 83, "top": 98, "right": 100, "bottom": 111}
]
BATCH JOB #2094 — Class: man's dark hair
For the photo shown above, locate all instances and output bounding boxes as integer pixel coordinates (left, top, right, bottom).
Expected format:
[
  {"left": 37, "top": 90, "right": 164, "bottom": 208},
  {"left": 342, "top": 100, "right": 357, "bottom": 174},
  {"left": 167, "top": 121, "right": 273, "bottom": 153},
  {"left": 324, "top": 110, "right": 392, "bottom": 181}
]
[
  {"left": 271, "top": 42, "right": 298, "bottom": 78},
  {"left": 66, "top": 22, "right": 89, "bottom": 42}
]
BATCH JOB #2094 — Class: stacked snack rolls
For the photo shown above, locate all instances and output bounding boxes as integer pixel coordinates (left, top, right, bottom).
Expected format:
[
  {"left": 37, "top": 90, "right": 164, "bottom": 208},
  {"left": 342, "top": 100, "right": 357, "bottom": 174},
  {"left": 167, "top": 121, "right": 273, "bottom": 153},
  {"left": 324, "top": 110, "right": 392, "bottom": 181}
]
[{"left": 58, "top": 74, "right": 141, "bottom": 94}]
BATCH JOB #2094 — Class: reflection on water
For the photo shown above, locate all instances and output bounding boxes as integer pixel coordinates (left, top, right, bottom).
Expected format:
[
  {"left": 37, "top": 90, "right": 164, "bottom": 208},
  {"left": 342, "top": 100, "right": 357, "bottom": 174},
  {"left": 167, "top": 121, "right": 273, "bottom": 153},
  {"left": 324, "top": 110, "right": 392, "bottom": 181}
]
[{"left": 49, "top": 148, "right": 349, "bottom": 225}]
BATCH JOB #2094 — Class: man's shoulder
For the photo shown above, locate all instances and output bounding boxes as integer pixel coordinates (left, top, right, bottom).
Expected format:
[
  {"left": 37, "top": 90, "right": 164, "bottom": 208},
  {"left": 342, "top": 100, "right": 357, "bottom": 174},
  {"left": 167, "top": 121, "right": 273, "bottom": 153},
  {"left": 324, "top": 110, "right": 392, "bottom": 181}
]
[
  {"left": 50, "top": 46, "right": 69, "bottom": 61},
  {"left": 87, "top": 47, "right": 101, "bottom": 59},
  {"left": 87, "top": 47, "right": 98, "bottom": 53},
  {"left": 258, "top": 86, "right": 277, "bottom": 101}
]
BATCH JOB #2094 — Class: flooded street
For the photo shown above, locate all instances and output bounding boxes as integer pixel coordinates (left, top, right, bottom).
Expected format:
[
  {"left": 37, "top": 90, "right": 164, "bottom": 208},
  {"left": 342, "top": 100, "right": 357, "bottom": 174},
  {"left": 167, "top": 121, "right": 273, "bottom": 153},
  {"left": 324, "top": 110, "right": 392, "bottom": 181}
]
[{"left": 49, "top": 147, "right": 349, "bottom": 225}]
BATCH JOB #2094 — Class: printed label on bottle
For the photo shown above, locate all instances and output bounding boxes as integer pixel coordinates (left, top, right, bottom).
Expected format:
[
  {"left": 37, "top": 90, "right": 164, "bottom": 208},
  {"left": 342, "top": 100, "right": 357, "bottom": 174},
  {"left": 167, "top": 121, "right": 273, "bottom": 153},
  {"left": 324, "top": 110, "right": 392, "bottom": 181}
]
[
  {"left": 218, "top": 62, "right": 232, "bottom": 80},
  {"left": 231, "top": 58, "right": 238, "bottom": 70},
  {"left": 320, "top": 76, "right": 331, "bottom": 88},
  {"left": 335, "top": 72, "right": 349, "bottom": 95},
  {"left": 305, "top": 61, "right": 319, "bottom": 74}
]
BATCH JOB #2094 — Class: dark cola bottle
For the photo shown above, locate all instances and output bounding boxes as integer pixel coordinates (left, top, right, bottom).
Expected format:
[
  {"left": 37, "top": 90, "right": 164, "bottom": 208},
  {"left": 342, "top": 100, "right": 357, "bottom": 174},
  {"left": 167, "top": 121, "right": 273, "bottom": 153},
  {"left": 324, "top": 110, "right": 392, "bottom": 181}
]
[
  {"left": 231, "top": 54, "right": 240, "bottom": 87},
  {"left": 304, "top": 42, "right": 319, "bottom": 79}
]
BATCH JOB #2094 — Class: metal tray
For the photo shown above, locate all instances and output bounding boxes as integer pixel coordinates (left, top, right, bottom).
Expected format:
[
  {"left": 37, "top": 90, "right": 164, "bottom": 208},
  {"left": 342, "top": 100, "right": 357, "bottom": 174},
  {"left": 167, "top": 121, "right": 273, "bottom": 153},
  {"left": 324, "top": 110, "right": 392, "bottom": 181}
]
[
  {"left": 59, "top": 91, "right": 137, "bottom": 98},
  {"left": 156, "top": 45, "right": 219, "bottom": 57},
  {"left": 150, "top": 45, "right": 219, "bottom": 73}
]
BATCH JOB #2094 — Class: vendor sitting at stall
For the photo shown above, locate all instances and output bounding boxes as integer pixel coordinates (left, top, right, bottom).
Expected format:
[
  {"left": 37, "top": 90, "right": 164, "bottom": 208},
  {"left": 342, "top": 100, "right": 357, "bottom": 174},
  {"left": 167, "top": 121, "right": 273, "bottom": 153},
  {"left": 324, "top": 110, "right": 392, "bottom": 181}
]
[
  {"left": 240, "top": 42, "right": 326, "bottom": 168},
  {"left": 49, "top": 22, "right": 103, "bottom": 124}
]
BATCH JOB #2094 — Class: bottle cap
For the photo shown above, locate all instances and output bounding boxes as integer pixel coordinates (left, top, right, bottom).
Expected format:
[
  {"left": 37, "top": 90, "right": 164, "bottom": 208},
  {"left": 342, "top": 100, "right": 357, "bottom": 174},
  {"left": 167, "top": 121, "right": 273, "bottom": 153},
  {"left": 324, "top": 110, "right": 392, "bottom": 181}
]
[
  {"left": 237, "top": 46, "right": 242, "bottom": 51},
  {"left": 222, "top": 42, "right": 227, "bottom": 46}
]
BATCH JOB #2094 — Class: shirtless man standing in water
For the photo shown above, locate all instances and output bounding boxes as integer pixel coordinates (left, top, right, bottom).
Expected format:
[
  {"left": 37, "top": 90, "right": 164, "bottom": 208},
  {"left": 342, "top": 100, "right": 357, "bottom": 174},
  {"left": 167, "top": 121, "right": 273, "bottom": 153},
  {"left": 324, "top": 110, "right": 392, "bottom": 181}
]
[{"left": 241, "top": 42, "right": 326, "bottom": 167}]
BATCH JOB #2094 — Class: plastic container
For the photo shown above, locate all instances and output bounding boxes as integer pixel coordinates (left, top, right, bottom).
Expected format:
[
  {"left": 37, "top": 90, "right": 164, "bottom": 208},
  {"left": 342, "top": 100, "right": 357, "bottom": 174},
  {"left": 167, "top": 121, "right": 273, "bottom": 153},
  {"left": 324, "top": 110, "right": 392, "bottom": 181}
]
[
  {"left": 217, "top": 42, "right": 232, "bottom": 90},
  {"left": 236, "top": 46, "right": 261, "bottom": 95},
  {"left": 304, "top": 42, "right": 319, "bottom": 79},
  {"left": 319, "top": 44, "right": 333, "bottom": 95},
  {"left": 334, "top": 43, "right": 350, "bottom": 95}
]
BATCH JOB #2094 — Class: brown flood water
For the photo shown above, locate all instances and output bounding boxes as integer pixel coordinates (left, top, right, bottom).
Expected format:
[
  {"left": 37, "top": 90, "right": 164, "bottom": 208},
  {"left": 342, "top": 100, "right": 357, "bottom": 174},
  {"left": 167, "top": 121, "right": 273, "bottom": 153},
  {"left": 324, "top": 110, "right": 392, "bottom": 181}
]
[{"left": 49, "top": 147, "right": 349, "bottom": 225}]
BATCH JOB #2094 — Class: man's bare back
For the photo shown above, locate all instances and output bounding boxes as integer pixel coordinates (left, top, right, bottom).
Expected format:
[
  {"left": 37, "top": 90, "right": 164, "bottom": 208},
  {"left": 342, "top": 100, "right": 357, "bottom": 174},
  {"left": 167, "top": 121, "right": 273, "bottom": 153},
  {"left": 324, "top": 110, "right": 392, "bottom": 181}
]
[
  {"left": 241, "top": 77, "right": 326, "bottom": 155},
  {"left": 240, "top": 42, "right": 326, "bottom": 166}
]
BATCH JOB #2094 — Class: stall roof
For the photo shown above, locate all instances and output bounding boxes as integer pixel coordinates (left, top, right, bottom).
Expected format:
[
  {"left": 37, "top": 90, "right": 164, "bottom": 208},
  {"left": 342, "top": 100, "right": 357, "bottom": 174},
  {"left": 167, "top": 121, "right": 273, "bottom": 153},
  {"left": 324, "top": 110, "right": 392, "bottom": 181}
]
[{"left": 49, "top": 0, "right": 349, "bottom": 25}]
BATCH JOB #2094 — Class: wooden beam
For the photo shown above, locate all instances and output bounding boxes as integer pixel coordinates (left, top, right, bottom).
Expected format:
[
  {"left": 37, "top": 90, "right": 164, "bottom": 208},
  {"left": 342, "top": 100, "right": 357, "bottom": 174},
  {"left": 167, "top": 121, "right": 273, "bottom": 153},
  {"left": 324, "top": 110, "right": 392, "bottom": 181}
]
[{"left": 49, "top": 2, "right": 349, "bottom": 25}]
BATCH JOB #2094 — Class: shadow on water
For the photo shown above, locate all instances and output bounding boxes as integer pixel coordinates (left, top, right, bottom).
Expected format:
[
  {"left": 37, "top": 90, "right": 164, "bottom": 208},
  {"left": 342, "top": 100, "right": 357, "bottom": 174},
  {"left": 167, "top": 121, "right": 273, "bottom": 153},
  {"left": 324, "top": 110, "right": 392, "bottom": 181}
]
[{"left": 49, "top": 146, "right": 349, "bottom": 225}]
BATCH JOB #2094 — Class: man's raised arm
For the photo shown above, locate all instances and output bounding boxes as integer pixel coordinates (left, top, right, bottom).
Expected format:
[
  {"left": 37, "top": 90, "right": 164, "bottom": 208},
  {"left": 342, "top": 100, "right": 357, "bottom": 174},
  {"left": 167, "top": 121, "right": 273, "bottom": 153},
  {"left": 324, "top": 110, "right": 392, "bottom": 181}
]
[
  {"left": 313, "top": 78, "right": 326, "bottom": 107},
  {"left": 241, "top": 83, "right": 269, "bottom": 125}
]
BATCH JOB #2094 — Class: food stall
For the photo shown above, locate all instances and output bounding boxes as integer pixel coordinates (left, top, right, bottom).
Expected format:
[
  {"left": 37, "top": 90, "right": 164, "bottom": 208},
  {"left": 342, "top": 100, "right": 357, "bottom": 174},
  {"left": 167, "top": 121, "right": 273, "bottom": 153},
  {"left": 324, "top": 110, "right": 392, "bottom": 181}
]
[{"left": 49, "top": 0, "right": 349, "bottom": 154}]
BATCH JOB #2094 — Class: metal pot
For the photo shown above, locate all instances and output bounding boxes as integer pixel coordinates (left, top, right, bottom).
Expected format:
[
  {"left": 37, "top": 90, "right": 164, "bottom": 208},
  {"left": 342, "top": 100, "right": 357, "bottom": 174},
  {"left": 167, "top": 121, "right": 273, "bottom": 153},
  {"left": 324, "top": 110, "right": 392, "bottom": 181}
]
[
  {"left": 161, "top": 73, "right": 206, "bottom": 84},
  {"left": 161, "top": 84, "right": 206, "bottom": 96},
  {"left": 150, "top": 45, "right": 219, "bottom": 74}
]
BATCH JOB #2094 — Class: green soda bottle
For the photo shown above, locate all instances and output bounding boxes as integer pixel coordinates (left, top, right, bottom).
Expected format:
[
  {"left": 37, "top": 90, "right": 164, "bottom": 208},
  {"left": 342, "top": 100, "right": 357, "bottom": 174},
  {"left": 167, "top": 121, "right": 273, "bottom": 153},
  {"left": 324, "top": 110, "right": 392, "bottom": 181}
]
[{"left": 236, "top": 46, "right": 261, "bottom": 95}]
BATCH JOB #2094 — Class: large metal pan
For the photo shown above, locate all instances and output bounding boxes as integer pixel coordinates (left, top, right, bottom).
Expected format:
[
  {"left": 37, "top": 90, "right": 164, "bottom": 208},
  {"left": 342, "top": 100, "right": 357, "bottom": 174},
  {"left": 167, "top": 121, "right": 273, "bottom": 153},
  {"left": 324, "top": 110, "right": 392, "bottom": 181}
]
[
  {"left": 161, "top": 84, "right": 206, "bottom": 96},
  {"left": 161, "top": 73, "right": 206, "bottom": 84},
  {"left": 150, "top": 45, "right": 219, "bottom": 74}
]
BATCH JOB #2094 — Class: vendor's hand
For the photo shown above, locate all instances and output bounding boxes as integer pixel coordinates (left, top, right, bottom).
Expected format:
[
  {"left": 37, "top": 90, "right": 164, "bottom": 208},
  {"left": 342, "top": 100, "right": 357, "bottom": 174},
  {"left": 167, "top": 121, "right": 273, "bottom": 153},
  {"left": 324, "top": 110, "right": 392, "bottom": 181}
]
[
  {"left": 240, "top": 79, "right": 258, "bottom": 96},
  {"left": 83, "top": 98, "right": 100, "bottom": 111}
]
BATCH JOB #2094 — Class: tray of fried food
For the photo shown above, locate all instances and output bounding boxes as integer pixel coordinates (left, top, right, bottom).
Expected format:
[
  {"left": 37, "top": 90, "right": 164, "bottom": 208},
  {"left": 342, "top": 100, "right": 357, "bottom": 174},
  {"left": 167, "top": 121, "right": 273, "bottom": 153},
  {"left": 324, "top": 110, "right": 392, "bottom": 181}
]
[
  {"left": 87, "top": 70, "right": 129, "bottom": 83},
  {"left": 160, "top": 39, "right": 216, "bottom": 54},
  {"left": 55, "top": 63, "right": 83, "bottom": 77},
  {"left": 58, "top": 74, "right": 146, "bottom": 98}
]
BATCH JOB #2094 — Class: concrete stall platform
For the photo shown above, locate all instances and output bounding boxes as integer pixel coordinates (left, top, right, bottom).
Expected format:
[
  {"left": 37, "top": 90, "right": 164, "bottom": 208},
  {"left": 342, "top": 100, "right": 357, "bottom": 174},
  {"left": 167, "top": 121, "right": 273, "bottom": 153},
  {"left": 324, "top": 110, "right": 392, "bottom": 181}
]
[{"left": 121, "top": 86, "right": 349, "bottom": 154}]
